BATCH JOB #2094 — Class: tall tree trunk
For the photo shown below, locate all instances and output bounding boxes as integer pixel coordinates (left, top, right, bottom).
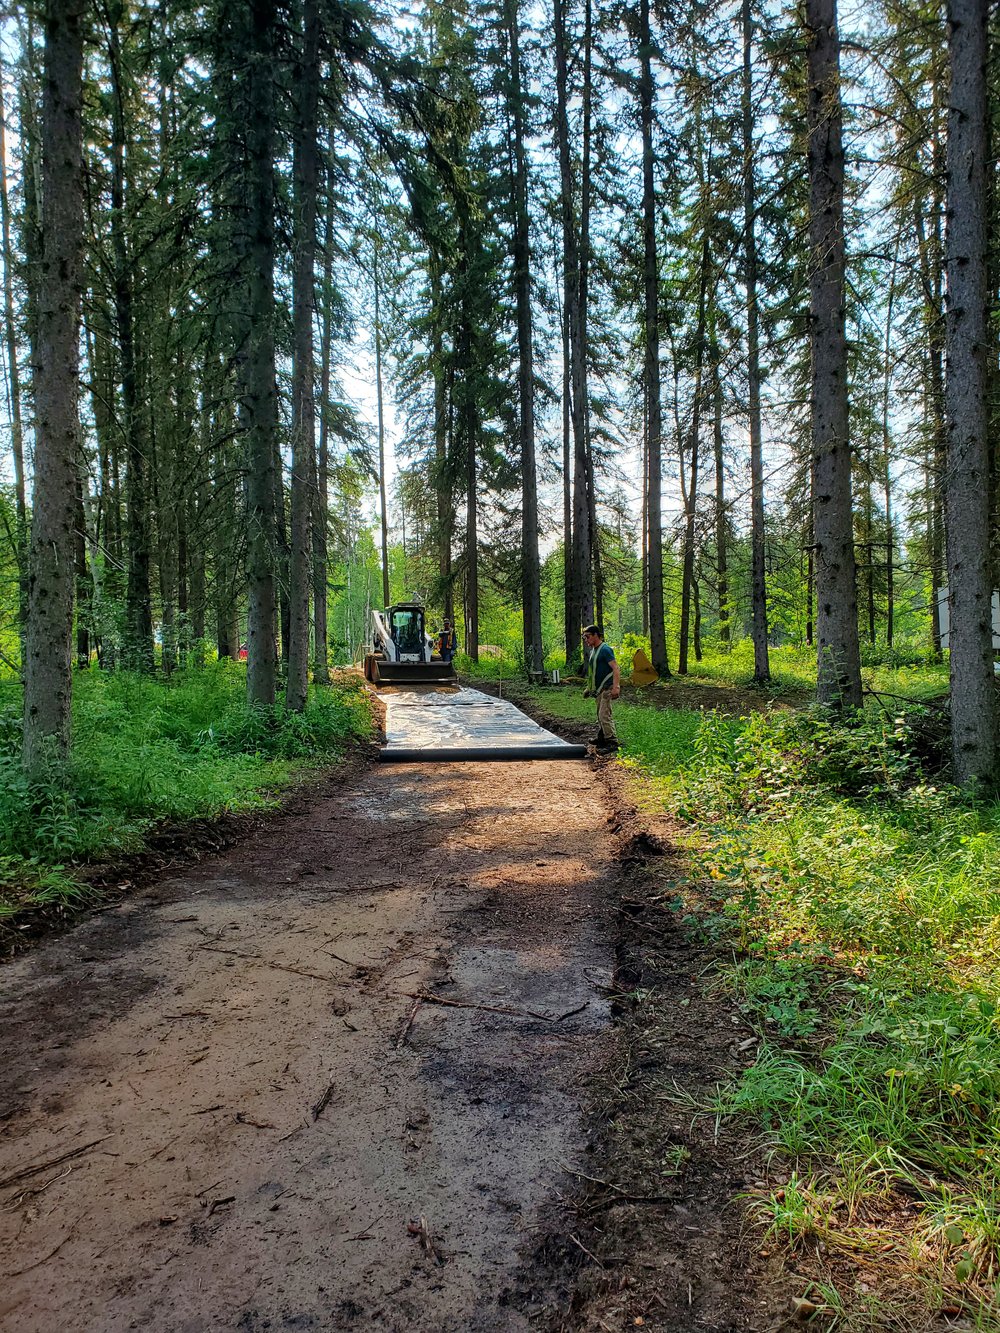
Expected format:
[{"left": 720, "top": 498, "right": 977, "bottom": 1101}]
[
  {"left": 109, "top": 6, "right": 153, "bottom": 673},
  {"left": 944, "top": 0, "right": 996, "bottom": 783},
  {"left": 561, "top": 295, "right": 574, "bottom": 658},
  {"left": 638, "top": 0, "right": 669, "bottom": 677},
  {"left": 22, "top": 0, "right": 84, "bottom": 773},
  {"left": 806, "top": 0, "right": 862, "bottom": 709},
  {"left": 882, "top": 244, "right": 897, "bottom": 647},
  {"left": 743, "top": 0, "right": 770, "bottom": 683},
  {"left": 506, "top": 0, "right": 543, "bottom": 675},
  {"left": 374, "top": 242, "right": 391, "bottom": 610},
  {"left": 313, "top": 164, "right": 333, "bottom": 685},
  {"left": 431, "top": 260, "right": 453, "bottom": 622},
  {"left": 74, "top": 472, "right": 89, "bottom": 669},
  {"left": 0, "top": 60, "right": 26, "bottom": 634},
  {"left": 712, "top": 354, "right": 729, "bottom": 647},
  {"left": 458, "top": 216, "right": 479, "bottom": 663},
  {"left": 553, "top": 0, "right": 589, "bottom": 661},
  {"left": 238, "top": 0, "right": 279, "bottom": 707},
  {"left": 286, "top": 0, "right": 320, "bottom": 713},
  {"left": 678, "top": 235, "right": 710, "bottom": 676}
]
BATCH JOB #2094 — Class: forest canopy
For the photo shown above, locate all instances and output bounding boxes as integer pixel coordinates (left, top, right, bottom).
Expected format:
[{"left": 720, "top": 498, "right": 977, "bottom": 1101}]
[{"left": 1, "top": 0, "right": 997, "bottom": 783}]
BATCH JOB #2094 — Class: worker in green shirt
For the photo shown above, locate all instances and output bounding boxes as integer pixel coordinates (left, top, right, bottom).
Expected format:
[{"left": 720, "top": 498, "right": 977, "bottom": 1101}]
[{"left": 582, "top": 624, "right": 620, "bottom": 752}]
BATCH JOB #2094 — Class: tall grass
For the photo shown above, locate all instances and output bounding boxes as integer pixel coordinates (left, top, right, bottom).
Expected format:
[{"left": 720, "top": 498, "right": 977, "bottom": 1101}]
[
  {"left": 529, "top": 678, "right": 1000, "bottom": 1322},
  {"left": 0, "top": 663, "right": 371, "bottom": 921}
]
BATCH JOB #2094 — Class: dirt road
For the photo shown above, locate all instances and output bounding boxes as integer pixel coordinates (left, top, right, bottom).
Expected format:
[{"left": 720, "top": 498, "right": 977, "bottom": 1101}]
[{"left": 0, "top": 756, "right": 613, "bottom": 1332}]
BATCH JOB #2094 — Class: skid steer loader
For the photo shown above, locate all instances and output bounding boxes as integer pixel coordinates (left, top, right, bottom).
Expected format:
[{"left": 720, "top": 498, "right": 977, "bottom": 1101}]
[{"left": 363, "top": 602, "right": 457, "bottom": 687}]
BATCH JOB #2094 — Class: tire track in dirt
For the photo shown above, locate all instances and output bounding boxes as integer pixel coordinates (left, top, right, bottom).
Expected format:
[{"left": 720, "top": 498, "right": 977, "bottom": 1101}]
[{"left": 0, "top": 757, "right": 613, "bottom": 1332}]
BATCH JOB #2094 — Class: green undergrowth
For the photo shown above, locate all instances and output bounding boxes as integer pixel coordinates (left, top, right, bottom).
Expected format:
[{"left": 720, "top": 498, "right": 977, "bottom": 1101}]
[
  {"left": 527, "top": 680, "right": 1000, "bottom": 1325},
  {"left": 0, "top": 664, "right": 372, "bottom": 927}
]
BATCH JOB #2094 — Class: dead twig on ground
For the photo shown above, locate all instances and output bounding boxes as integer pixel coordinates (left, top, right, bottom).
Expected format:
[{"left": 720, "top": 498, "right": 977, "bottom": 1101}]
[
  {"left": 407, "top": 1213, "right": 444, "bottom": 1265},
  {"left": 0, "top": 1135, "right": 111, "bottom": 1193},
  {"left": 197, "top": 943, "right": 333, "bottom": 984},
  {"left": 568, "top": 1232, "right": 607, "bottom": 1269},
  {"left": 311, "top": 1080, "right": 335, "bottom": 1121},
  {"left": 404, "top": 990, "right": 556, "bottom": 1022},
  {"left": 397, "top": 997, "right": 423, "bottom": 1048},
  {"left": 7, "top": 1228, "right": 77, "bottom": 1277},
  {"left": 8, "top": 1164, "right": 74, "bottom": 1208}
]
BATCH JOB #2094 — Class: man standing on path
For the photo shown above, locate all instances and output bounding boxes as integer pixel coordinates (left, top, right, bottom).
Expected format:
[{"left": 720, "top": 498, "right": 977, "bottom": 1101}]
[
  {"left": 583, "top": 625, "right": 620, "bottom": 752},
  {"left": 439, "top": 618, "right": 456, "bottom": 664}
]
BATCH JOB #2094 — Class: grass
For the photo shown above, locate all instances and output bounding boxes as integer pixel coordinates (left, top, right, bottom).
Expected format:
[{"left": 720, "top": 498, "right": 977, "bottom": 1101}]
[
  {"left": 0, "top": 662, "right": 372, "bottom": 926},
  {"left": 524, "top": 672, "right": 1000, "bottom": 1327}
]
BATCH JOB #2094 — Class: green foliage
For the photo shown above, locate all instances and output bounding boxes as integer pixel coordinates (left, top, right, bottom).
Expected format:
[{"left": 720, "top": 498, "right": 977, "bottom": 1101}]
[
  {"left": 0, "top": 664, "right": 372, "bottom": 924},
  {"left": 529, "top": 671, "right": 1000, "bottom": 1319}
]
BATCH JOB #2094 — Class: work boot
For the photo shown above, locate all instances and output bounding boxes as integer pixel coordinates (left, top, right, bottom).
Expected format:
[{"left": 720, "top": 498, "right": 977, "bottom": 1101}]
[{"left": 595, "top": 736, "right": 619, "bottom": 752}]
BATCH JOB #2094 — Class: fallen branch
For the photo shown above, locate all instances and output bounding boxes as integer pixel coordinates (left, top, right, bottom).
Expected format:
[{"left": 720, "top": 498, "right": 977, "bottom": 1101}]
[
  {"left": 404, "top": 990, "right": 556, "bottom": 1023},
  {"left": 0, "top": 1135, "right": 111, "bottom": 1193}
]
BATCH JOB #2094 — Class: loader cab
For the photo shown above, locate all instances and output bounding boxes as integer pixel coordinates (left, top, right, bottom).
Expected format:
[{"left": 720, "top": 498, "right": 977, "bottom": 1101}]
[{"left": 389, "top": 604, "right": 426, "bottom": 661}]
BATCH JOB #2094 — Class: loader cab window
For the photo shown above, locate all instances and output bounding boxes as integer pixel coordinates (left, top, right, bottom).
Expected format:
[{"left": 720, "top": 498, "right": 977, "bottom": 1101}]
[{"left": 391, "top": 608, "right": 422, "bottom": 655}]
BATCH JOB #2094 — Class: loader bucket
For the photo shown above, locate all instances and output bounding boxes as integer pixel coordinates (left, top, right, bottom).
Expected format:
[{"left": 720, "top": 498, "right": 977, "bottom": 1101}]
[{"left": 369, "top": 659, "right": 457, "bottom": 687}]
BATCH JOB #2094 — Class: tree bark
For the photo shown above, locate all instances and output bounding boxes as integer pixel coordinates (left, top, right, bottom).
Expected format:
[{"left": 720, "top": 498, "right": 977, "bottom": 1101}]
[
  {"left": 374, "top": 241, "right": 391, "bottom": 610},
  {"left": 712, "top": 353, "right": 729, "bottom": 647},
  {"left": 742, "top": 0, "right": 770, "bottom": 682},
  {"left": 553, "top": 0, "right": 589, "bottom": 661},
  {"left": 944, "top": 0, "right": 996, "bottom": 783},
  {"left": 22, "top": 0, "right": 84, "bottom": 773},
  {"left": 237, "top": 0, "right": 279, "bottom": 706},
  {"left": 312, "top": 162, "right": 333, "bottom": 685},
  {"left": 286, "top": 0, "right": 320, "bottom": 713},
  {"left": 506, "top": 0, "right": 543, "bottom": 675},
  {"left": 0, "top": 60, "right": 26, "bottom": 634},
  {"left": 806, "top": 0, "right": 862, "bottom": 709},
  {"left": 638, "top": 0, "right": 669, "bottom": 677},
  {"left": 108, "top": 5, "right": 153, "bottom": 673}
]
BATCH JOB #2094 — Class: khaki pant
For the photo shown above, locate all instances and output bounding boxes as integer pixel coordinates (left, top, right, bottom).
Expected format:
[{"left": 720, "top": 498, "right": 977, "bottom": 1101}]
[{"left": 597, "top": 689, "right": 617, "bottom": 740}]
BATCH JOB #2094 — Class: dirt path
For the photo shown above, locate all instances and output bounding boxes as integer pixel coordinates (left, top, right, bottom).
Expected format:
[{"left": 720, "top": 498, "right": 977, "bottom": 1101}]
[{"left": 0, "top": 757, "right": 613, "bottom": 1332}]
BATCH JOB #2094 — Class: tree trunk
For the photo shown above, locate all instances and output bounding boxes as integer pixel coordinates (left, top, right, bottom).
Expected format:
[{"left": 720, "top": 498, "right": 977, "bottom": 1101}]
[
  {"left": 431, "top": 260, "right": 453, "bottom": 622},
  {"left": 22, "top": 0, "right": 84, "bottom": 773},
  {"left": 286, "top": 0, "right": 320, "bottom": 713},
  {"left": 312, "top": 163, "right": 333, "bottom": 685},
  {"left": 238, "top": 0, "right": 279, "bottom": 706},
  {"left": 0, "top": 60, "right": 26, "bottom": 636},
  {"left": 506, "top": 0, "right": 543, "bottom": 675},
  {"left": 553, "top": 0, "right": 589, "bottom": 661},
  {"left": 678, "top": 234, "right": 709, "bottom": 676},
  {"left": 944, "top": 0, "right": 996, "bottom": 783},
  {"left": 374, "top": 242, "right": 391, "bottom": 610},
  {"left": 109, "top": 6, "right": 153, "bottom": 673},
  {"left": 638, "top": 0, "right": 669, "bottom": 677},
  {"left": 743, "top": 0, "right": 770, "bottom": 683},
  {"left": 882, "top": 243, "right": 898, "bottom": 648},
  {"left": 806, "top": 0, "right": 862, "bottom": 710},
  {"left": 712, "top": 354, "right": 729, "bottom": 647}
]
